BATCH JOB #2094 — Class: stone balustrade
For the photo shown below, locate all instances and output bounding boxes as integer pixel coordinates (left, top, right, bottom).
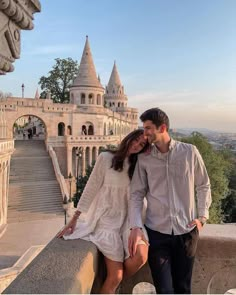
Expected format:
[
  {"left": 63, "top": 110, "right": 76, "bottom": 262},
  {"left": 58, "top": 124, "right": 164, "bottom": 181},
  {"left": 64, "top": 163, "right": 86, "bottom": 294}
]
[
  {"left": 3, "top": 224, "right": 236, "bottom": 294},
  {"left": 65, "top": 135, "right": 120, "bottom": 143},
  {"left": 0, "top": 140, "right": 14, "bottom": 153}
]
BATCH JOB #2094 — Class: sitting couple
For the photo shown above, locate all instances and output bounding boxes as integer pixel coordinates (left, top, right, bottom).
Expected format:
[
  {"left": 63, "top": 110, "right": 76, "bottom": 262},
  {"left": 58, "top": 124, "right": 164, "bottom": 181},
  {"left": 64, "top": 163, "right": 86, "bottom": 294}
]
[{"left": 57, "top": 107, "right": 212, "bottom": 294}]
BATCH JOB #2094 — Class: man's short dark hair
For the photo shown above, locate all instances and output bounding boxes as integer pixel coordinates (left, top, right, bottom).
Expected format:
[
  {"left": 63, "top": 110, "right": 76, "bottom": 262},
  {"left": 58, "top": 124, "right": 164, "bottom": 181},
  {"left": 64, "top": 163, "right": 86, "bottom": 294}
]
[{"left": 140, "top": 108, "right": 170, "bottom": 131}]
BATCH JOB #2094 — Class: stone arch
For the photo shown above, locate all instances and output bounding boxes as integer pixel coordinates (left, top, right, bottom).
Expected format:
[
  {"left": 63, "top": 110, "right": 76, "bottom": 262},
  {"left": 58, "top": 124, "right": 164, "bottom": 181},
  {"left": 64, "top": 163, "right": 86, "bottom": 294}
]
[
  {"left": 58, "top": 122, "right": 65, "bottom": 136},
  {"left": 12, "top": 114, "right": 47, "bottom": 140}
]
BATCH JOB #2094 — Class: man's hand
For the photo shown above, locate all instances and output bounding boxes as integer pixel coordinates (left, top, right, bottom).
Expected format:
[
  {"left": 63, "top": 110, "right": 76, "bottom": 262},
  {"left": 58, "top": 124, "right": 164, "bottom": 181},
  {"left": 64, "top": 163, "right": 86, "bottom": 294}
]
[
  {"left": 188, "top": 217, "right": 207, "bottom": 231},
  {"left": 128, "top": 227, "right": 148, "bottom": 257}
]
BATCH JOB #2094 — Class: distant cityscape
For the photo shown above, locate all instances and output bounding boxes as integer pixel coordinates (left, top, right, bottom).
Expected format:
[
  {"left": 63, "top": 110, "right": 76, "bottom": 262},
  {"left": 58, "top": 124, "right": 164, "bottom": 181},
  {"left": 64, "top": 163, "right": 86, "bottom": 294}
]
[{"left": 170, "top": 128, "right": 236, "bottom": 153}]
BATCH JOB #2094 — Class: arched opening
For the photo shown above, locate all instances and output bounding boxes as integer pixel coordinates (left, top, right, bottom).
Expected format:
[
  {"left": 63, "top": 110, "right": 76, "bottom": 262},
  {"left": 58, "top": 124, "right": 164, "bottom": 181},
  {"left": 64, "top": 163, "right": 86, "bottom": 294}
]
[
  {"left": 88, "top": 93, "right": 94, "bottom": 104},
  {"left": 81, "top": 125, "right": 87, "bottom": 135},
  {"left": 88, "top": 125, "right": 94, "bottom": 135},
  {"left": 92, "top": 147, "right": 96, "bottom": 163},
  {"left": 13, "top": 115, "right": 46, "bottom": 140},
  {"left": 81, "top": 93, "right": 85, "bottom": 104},
  {"left": 85, "top": 147, "right": 90, "bottom": 169},
  {"left": 67, "top": 125, "right": 72, "bottom": 135},
  {"left": 58, "top": 122, "right": 65, "bottom": 136}
]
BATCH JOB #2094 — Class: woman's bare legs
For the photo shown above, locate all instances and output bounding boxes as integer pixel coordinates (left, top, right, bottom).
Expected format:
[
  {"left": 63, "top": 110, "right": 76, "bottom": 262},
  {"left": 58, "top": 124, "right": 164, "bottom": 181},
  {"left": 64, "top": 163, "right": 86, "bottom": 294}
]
[
  {"left": 123, "top": 244, "right": 148, "bottom": 278},
  {"left": 100, "top": 257, "right": 123, "bottom": 294}
]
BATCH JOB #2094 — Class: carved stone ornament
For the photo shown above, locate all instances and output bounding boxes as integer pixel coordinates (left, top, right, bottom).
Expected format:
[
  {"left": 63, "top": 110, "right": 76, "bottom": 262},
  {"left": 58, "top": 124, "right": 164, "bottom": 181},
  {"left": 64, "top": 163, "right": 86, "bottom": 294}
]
[{"left": 0, "top": 0, "right": 41, "bottom": 75}]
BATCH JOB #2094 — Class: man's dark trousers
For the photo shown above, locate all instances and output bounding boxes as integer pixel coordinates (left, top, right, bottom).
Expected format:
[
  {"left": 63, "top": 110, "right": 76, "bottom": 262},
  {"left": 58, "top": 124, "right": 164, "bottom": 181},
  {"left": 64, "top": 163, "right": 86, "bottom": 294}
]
[{"left": 145, "top": 226, "right": 199, "bottom": 294}]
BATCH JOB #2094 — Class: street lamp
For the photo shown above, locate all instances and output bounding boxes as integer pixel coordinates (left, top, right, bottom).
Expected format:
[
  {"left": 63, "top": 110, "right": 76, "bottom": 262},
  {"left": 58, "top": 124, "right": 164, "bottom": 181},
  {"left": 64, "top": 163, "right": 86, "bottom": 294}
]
[
  {"left": 21, "top": 83, "right": 25, "bottom": 98},
  {"left": 62, "top": 195, "right": 68, "bottom": 225},
  {"left": 68, "top": 172, "right": 73, "bottom": 202}
]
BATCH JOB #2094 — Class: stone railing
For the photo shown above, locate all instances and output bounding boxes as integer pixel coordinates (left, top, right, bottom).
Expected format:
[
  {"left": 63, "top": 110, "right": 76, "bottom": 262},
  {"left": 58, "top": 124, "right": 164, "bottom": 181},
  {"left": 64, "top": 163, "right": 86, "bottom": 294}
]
[
  {"left": 3, "top": 224, "right": 236, "bottom": 294},
  {"left": 0, "top": 245, "right": 44, "bottom": 293},
  {"left": 48, "top": 146, "right": 69, "bottom": 200},
  {"left": 0, "top": 140, "right": 14, "bottom": 153},
  {"left": 65, "top": 135, "right": 120, "bottom": 143},
  {"left": 0, "top": 0, "right": 41, "bottom": 75}
]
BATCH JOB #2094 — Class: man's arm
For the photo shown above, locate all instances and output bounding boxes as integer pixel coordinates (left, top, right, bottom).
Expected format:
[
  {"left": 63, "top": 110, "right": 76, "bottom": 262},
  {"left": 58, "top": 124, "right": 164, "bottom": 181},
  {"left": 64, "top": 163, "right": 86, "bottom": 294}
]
[
  {"left": 193, "top": 146, "right": 212, "bottom": 220},
  {"left": 129, "top": 156, "right": 148, "bottom": 228},
  {"left": 128, "top": 156, "right": 148, "bottom": 257}
]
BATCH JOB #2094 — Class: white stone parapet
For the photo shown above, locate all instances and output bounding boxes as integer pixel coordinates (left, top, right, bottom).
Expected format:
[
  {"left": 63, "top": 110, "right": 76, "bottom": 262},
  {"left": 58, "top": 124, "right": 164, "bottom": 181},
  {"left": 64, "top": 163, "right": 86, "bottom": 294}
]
[
  {"left": 0, "top": 140, "right": 14, "bottom": 154},
  {"left": 66, "top": 135, "right": 120, "bottom": 143}
]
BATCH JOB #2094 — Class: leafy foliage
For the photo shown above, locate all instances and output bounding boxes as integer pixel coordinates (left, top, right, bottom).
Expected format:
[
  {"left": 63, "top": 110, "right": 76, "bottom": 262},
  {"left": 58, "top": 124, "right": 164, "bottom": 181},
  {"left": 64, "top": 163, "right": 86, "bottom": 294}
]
[
  {"left": 38, "top": 58, "right": 79, "bottom": 103},
  {"left": 180, "top": 132, "right": 233, "bottom": 223},
  {"left": 73, "top": 162, "right": 95, "bottom": 207}
]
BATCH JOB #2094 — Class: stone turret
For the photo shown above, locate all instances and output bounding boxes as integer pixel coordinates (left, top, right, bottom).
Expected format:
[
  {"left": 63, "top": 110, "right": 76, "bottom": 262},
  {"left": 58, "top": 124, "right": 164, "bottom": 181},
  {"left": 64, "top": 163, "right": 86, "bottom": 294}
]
[
  {"left": 104, "top": 61, "right": 128, "bottom": 109},
  {"left": 70, "top": 36, "right": 104, "bottom": 108}
]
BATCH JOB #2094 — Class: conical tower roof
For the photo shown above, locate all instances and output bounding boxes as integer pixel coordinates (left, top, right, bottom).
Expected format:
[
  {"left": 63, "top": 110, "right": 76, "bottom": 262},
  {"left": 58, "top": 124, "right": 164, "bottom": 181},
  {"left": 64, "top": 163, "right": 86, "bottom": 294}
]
[
  {"left": 106, "top": 61, "right": 125, "bottom": 98},
  {"left": 72, "top": 36, "right": 103, "bottom": 88},
  {"left": 107, "top": 61, "right": 122, "bottom": 89},
  {"left": 34, "top": 88, "right": 40, "bottom": 99}
]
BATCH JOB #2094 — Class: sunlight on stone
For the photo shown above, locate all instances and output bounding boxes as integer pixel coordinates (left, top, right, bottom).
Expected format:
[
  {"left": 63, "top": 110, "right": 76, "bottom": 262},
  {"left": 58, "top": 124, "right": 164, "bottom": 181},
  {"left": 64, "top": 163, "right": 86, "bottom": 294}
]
[{"left": 133, "top": 282, "right": 156, "bottom": 294}]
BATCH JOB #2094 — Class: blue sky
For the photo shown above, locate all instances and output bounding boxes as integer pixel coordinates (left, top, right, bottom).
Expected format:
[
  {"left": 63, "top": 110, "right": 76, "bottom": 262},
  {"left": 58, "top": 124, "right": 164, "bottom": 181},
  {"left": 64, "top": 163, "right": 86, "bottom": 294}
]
[{"left": 0, "top": 0, "right": 235, "bottom": 132}]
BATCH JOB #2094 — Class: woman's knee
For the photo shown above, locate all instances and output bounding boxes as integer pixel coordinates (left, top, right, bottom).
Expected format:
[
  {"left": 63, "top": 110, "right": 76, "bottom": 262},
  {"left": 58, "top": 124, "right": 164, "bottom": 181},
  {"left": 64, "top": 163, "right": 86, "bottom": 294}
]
[{"left": 106, "top": 272, "right": 123, "bottom": 287}]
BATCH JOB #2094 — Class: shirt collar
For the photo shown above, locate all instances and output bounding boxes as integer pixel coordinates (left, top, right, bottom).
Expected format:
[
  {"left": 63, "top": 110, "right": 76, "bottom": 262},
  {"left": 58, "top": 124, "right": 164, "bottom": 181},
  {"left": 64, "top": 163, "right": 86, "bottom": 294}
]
[{"left": 151, "top": 138, "right": 176, "bottom": 155}]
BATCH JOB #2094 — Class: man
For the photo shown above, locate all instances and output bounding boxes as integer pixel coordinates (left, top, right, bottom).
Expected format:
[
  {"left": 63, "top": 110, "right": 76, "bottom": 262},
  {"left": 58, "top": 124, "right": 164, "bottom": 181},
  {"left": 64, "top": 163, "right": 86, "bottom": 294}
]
[{"left": 128, "top": 108, "right": 212, "bottom": 294}]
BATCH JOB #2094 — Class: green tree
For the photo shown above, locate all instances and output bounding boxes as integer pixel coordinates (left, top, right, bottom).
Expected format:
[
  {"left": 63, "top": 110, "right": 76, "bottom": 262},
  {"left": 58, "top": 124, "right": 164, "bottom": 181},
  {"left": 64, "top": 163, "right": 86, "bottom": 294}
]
[
  {"left": 73, "top": 162, "right": 95, "bottom": 208},
  {"left": 222, "top": 156, "right": 236, "bottom": 223},
  {"left": 38, "top": 58, "right": 79, "bottom": 103},
  {"left": 180, "top": 132, "right": 232, "bottom": 223}
]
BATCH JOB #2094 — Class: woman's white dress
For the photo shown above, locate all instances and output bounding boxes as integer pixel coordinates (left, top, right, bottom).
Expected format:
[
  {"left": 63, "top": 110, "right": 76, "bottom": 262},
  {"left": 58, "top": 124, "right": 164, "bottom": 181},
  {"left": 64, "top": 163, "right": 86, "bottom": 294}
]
[{"left": 64, "top": 152, "right": 135, "bottom": 262}]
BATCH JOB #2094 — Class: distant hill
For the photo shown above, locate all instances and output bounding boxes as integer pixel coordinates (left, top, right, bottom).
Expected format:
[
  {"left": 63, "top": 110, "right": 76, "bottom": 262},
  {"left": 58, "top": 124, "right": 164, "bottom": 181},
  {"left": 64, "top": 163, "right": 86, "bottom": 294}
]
[{"left": 173, "top": 128, "right": 221, "bottom": 136}]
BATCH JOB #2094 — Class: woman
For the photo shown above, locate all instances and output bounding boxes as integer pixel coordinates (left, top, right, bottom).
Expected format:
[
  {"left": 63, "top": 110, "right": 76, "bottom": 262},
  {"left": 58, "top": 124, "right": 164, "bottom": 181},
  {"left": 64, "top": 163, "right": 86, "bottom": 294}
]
[{"left": 57, "top": 129, "right": 149, "bottom": 294}]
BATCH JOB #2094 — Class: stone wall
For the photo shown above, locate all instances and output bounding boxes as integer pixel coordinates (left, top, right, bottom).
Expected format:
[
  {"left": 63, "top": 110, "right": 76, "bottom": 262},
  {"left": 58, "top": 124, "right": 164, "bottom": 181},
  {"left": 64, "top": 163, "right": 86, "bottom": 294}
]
[
  {"left": 53, "top": 147, "right": 67, "bottom": 177},
  {"left": 3, "top": 224, "right": 236, "bottom": 294},
  {"left": 0, "top": 139, "right": 14, "bottom": 235}
]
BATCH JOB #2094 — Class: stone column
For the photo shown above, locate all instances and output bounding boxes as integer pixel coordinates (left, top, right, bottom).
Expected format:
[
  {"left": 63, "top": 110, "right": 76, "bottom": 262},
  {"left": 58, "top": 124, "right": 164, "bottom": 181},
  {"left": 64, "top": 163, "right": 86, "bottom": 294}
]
[
  {"left": 0, "top": 163, "right": 3, "bottom": 225},
  {"left": 82, "top": 149, "right": 86, "bottom": 176},
  {"left": 67, "top": 146, "right": 72, "bottom": 177}
]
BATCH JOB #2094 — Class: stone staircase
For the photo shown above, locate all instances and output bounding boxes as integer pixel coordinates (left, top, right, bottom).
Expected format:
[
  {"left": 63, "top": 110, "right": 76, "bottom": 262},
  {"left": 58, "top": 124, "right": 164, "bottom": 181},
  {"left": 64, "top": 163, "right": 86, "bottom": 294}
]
[{"left": 8, "top": 140, "right": 64, "bottom": 223}]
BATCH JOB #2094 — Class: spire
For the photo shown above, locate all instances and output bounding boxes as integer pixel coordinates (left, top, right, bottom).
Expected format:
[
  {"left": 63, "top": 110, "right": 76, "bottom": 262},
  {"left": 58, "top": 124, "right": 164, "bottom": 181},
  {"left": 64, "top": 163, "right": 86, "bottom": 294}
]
[
  {"left": 107, "top": 61, "right": 122, "bottom": 89},
  {"left": 72, "top": 36, "right": 103, "bottom": 88},
  {"left": 34, "top": 88, "right": 40, "bottom": 99},
  {"left": 106, "top": 61, "right": 124, "bottom": 96}
]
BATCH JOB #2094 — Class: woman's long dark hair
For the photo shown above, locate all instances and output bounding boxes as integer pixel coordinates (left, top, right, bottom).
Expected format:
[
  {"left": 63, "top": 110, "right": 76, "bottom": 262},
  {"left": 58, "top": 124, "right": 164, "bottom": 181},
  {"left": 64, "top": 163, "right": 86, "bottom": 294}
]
[{"left": 108, "top": 129, "right": 148, "bottom": 179}]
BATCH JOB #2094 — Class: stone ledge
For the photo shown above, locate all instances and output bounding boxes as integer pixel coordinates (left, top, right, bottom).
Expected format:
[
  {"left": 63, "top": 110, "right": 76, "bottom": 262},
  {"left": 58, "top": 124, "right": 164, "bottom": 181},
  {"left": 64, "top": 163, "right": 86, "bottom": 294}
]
[
  {"left": 3, "top": 225, "right": 236, "bottom": 294},
  {"left": 3, "top": 237, "right": 100, "bottom": 294}
]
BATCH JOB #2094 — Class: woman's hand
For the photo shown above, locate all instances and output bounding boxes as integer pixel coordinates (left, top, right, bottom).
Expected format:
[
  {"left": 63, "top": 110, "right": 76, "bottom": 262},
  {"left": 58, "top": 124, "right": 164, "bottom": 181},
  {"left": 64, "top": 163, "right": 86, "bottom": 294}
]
[{"left": 56, "top": 215, "right": 78, "bottom": 238}]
